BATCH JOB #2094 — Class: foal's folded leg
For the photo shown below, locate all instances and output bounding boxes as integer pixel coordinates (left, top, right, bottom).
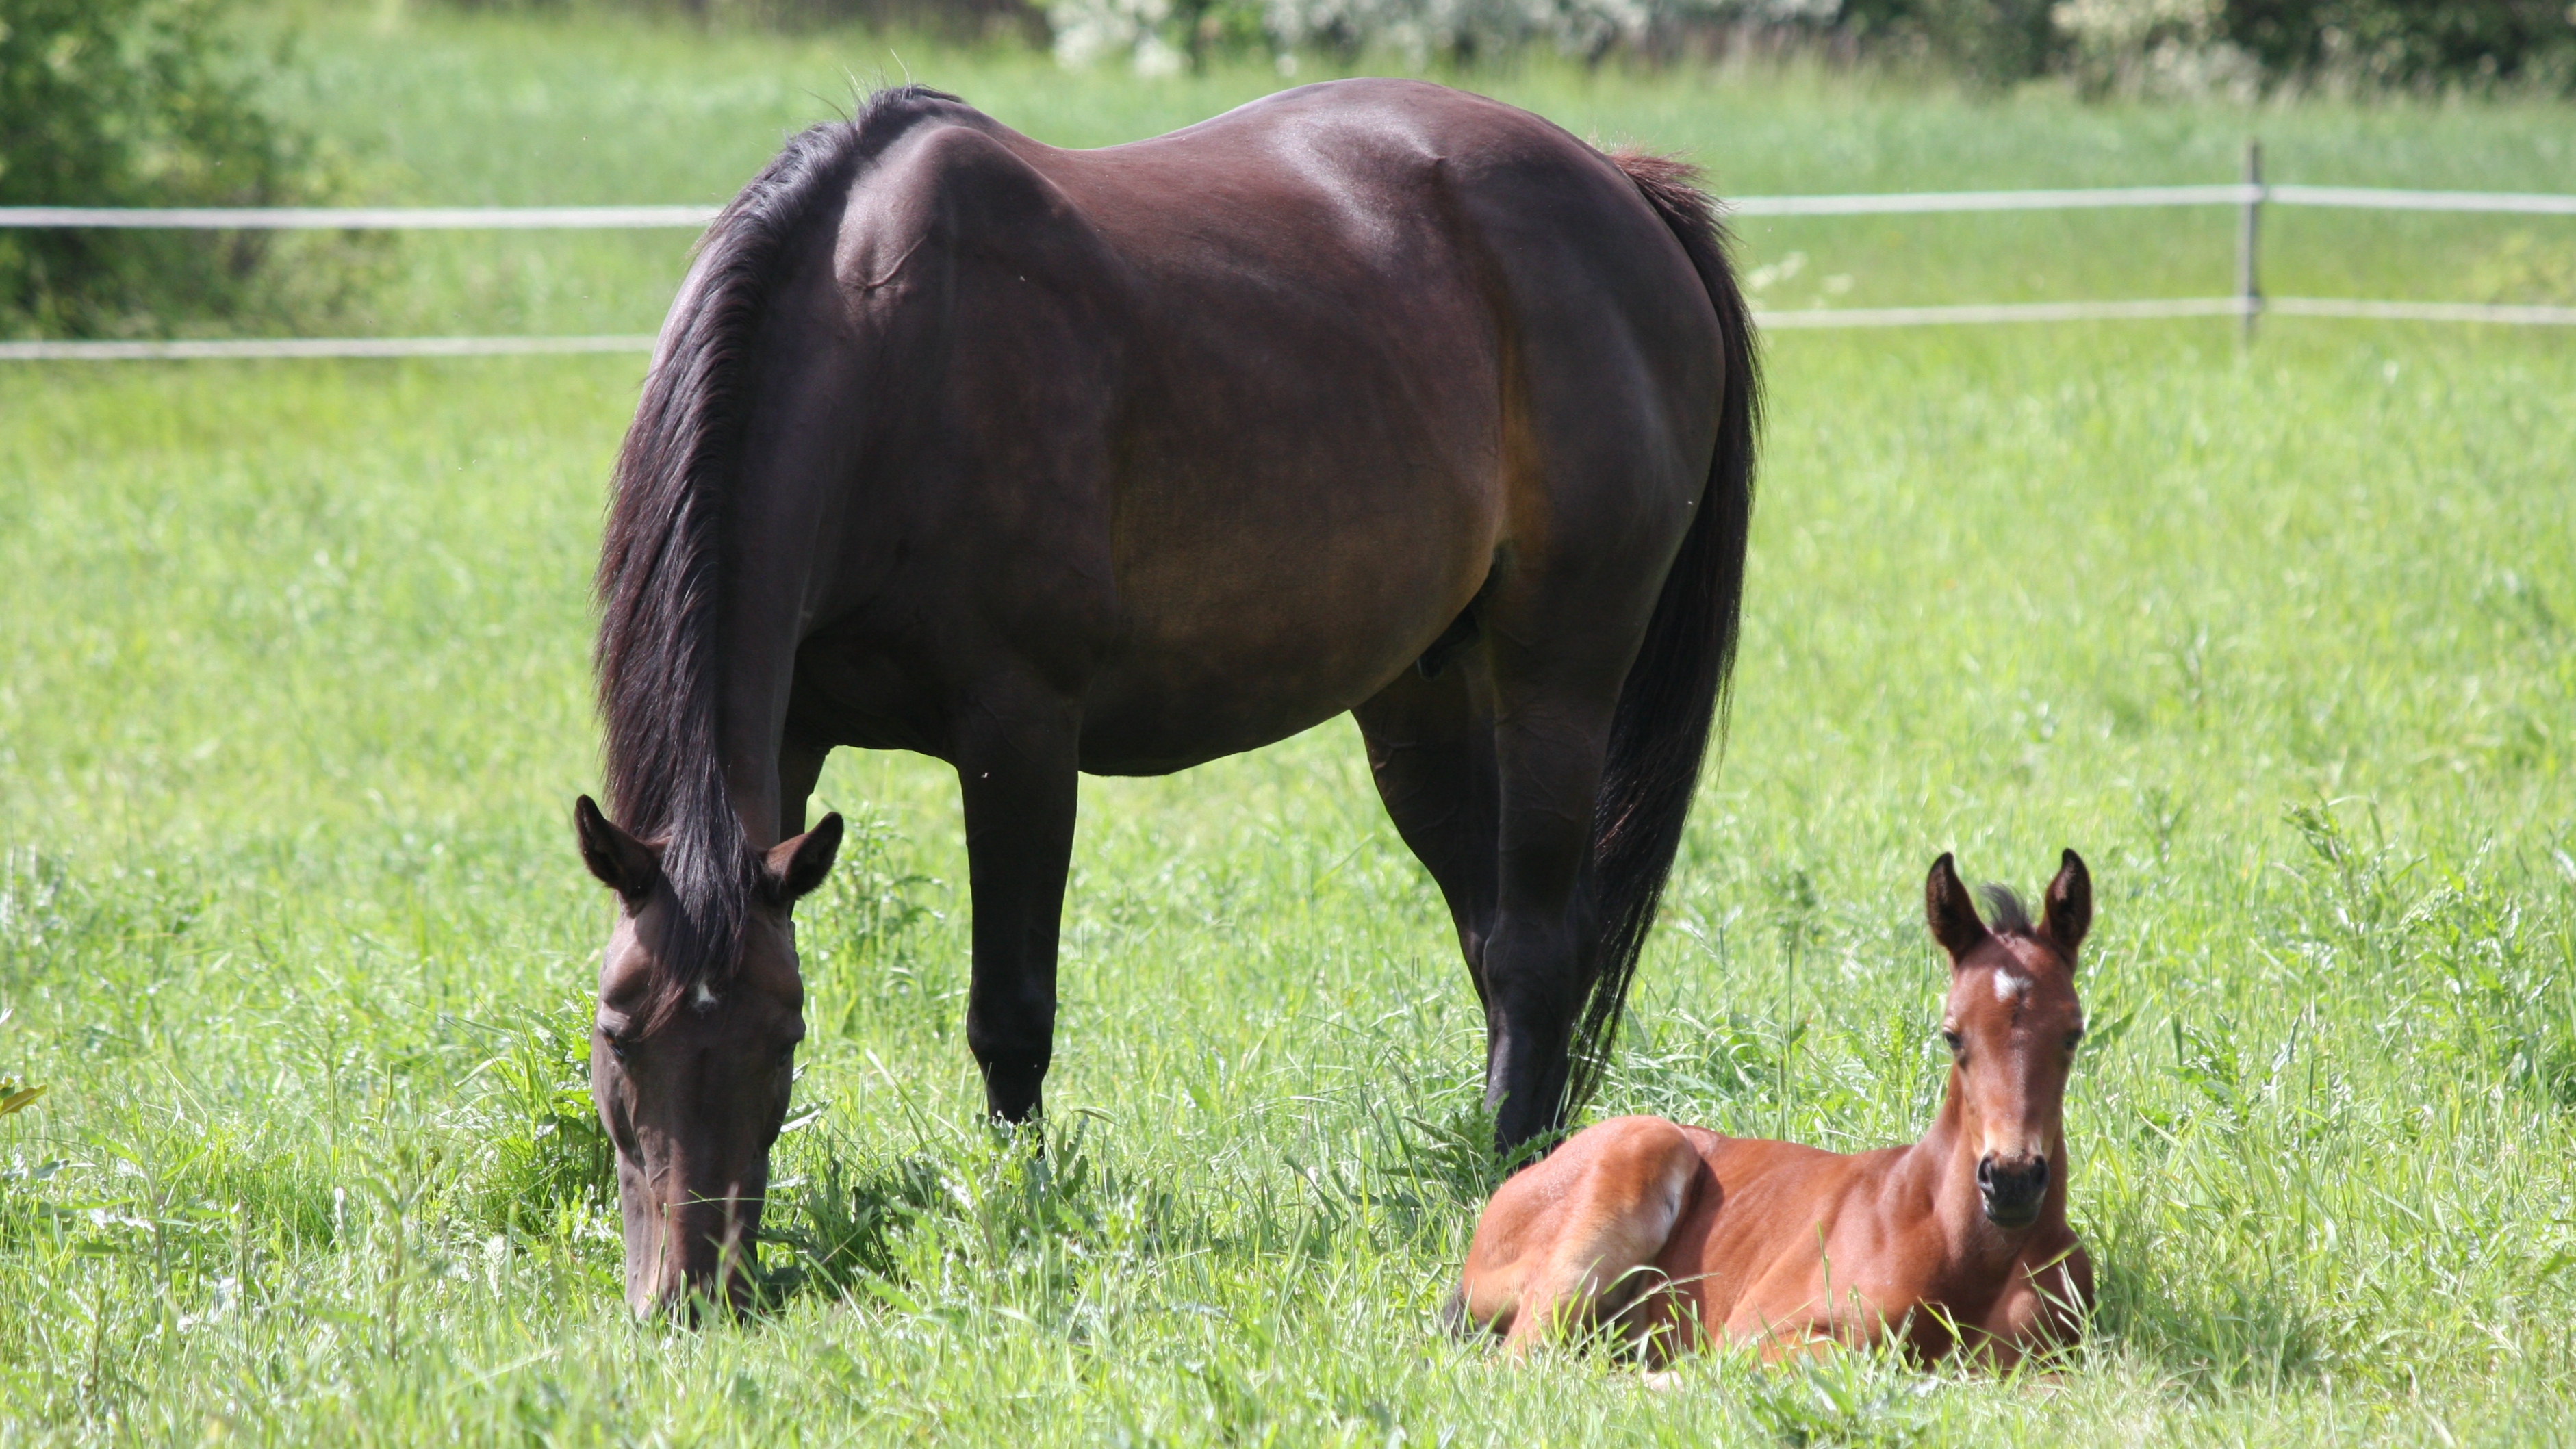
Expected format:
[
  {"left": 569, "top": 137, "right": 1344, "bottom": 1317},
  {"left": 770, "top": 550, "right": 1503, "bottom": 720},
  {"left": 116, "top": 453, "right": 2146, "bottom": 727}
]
[{"left": 1502, "top": 1119, "right": 1702, "bottom": 1359}]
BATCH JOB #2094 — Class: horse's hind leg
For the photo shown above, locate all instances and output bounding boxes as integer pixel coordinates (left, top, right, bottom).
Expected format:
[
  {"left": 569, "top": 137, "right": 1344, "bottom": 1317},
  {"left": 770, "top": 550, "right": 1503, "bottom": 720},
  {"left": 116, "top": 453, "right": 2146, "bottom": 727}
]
[
  {"left": 1364, "top": 616, "right": 1635, "bottom": 1151},
  {"left": 1472, "top": 643, "right": 1629, "bottom": 1149},
  {"left": 1355, "top": 663, "right": 1500, "bottom": 1009}
]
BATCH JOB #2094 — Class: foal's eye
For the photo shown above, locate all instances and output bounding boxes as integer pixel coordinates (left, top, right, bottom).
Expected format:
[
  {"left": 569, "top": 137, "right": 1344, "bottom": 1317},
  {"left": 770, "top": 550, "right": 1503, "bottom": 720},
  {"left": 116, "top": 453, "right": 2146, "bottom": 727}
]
[
  {"left": 2065, "top": 1027, "right": 2087, "bottom": 1051},
  {"left": 1940, "top": 1029, "right": 1963, "bottom": 1053}
]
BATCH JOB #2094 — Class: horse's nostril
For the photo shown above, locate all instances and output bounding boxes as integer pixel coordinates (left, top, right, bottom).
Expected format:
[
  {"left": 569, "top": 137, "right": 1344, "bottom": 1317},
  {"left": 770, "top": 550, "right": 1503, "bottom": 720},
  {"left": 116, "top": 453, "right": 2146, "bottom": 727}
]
[{"left": 1978, "top": 1156, "right": 2046, "bottom": 1201}]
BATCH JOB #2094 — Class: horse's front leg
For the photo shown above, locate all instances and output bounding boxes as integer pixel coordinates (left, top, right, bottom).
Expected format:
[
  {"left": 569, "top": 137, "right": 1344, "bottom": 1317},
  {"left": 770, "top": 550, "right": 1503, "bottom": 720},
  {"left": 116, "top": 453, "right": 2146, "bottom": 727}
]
[
  {"left": 954, "top": 691, "right": 1081, "bottom": 1125},
  {"left": 776, "top": 736, "right": 828, "bottom": 841}
]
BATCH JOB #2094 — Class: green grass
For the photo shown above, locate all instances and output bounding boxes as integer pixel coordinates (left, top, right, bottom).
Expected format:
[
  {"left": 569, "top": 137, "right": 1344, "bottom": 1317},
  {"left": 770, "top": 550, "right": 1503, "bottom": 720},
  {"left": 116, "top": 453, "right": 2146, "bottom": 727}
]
[{"left": 4, "top": 6, "right": 2576, "bottom": 1444}]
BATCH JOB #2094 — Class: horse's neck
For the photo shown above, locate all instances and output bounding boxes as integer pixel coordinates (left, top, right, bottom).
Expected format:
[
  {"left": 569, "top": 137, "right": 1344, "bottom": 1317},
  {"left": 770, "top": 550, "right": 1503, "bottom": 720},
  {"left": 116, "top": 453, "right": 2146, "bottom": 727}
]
[{"left": 1898, "top": 1075, "right": 2067, "bottom": 1271}]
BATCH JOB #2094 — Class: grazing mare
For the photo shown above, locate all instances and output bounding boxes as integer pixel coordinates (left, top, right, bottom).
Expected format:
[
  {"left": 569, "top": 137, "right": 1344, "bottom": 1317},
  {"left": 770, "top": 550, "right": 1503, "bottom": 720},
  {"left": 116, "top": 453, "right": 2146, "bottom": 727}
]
[
  {"left": 1455, "top": 852, "right": 2095, "bottom": 1368},
  {"left": 570, "top": 78, "right": 1761, "bottom": 1313}
]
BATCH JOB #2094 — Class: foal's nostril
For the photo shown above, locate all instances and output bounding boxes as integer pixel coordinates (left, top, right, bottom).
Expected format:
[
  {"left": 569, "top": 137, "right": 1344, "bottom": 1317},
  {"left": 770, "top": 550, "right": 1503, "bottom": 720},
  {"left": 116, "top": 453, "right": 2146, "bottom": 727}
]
[{"left": 1977, "top": 1155, "right": 2048, "bottom": 1213}]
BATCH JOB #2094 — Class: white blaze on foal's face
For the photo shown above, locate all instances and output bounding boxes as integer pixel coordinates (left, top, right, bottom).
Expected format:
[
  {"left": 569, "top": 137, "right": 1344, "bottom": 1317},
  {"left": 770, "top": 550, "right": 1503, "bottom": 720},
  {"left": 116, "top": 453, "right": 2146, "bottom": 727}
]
[
  {"left": 1920, "top": 849, "right": 2096, "bottom": 1222},
  {"left": 1941, "top": 944, "right": 2084, "bottom": 1177}
]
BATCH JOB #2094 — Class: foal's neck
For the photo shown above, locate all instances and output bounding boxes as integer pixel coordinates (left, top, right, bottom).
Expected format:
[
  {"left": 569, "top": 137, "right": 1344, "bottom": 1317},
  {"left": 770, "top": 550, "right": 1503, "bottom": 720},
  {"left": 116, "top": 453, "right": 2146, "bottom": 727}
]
[{"left": 1902, "top": 1072, "right": 2065, "bottom": 1264}]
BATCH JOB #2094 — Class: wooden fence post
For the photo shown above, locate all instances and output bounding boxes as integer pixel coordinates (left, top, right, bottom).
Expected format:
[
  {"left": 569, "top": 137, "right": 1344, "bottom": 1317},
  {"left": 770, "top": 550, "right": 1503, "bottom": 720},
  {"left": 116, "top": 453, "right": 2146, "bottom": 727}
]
[{"left": 2239, "top": 138, "right": 2265, "bottom": 350}]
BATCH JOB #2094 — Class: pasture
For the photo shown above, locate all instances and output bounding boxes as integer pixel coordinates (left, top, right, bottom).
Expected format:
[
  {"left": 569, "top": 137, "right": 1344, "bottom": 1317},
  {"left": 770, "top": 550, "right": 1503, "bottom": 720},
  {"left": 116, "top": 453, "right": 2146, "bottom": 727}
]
[{"left": 4, "top": 6, "right": 2575, "bottom": 1442}]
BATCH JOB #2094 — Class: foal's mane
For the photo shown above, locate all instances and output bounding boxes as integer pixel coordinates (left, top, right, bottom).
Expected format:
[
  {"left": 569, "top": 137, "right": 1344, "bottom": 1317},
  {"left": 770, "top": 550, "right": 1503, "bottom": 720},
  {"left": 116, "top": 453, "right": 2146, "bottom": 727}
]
[
  {"left": 1975, "top": 884, "right": 2035, "bottom": 937},
  {"left": 595, "top": 86, "right": 956, "bottom": 1008}
]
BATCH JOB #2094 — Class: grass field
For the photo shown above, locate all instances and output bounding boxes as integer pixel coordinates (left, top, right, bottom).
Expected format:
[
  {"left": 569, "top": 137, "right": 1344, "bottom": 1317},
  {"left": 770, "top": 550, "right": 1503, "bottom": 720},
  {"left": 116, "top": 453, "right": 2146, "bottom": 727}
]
[{"left": 4, "top": 6, "right": 2576, "bottom": 1443}]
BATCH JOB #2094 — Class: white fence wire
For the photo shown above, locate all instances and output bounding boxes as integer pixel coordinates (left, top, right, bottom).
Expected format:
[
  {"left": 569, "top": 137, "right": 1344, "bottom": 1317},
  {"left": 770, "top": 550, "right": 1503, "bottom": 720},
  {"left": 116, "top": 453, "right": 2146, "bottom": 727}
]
[
  {"left": 0, "top": 205, "right": 720, "bottom": 230},
  {"left": 7, "top": 183, "right": 2575, "bottom": 230},
  {"left": 3, "top": 175, "right": 2569, "bottom": 360},
  {"left": 0, "top": 335, "right": 660, "bottom": 362}
]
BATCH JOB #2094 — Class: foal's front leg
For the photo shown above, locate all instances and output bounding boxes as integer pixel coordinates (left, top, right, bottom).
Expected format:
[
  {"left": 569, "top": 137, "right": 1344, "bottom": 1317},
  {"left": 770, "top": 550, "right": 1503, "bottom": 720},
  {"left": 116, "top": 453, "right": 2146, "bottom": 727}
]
[{"left": 954, "top": 693, "right": 1081, "bottom": 1125}]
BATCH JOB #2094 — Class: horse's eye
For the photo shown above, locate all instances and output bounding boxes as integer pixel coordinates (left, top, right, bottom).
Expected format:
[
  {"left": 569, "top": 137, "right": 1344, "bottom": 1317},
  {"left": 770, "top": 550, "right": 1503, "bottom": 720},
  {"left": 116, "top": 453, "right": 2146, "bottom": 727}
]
[
  {"left": 2065, "top": 1028, "right": 2087, "bottom": 1051},
  {"left": 1940, "top": 1029, "right": 1963, "bottom": 1053},
  {"left": 598, "top": 1027, "right": 633, "bottom": 1062}
]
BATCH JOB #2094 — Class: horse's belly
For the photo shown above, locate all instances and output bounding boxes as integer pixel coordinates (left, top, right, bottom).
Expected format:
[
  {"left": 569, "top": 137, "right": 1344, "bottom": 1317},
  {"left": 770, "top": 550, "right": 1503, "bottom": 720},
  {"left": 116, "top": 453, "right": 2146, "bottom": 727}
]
[
  {"left": 1072, "top": 340, "right": 1502, "bottom": 771},
  {"left": 1075, "top": 526, "right": 1484, "bottom": 773},
  {"left": 1073, "top": 685, "right": 1349, "bottom": 776}
]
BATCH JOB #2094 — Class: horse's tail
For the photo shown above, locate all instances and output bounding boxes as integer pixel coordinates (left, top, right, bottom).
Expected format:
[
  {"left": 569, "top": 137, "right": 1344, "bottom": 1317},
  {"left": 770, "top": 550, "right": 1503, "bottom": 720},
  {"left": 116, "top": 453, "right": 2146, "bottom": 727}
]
[{"left": 1564, "top": 153, "right": 1763, "bottom": 1112}]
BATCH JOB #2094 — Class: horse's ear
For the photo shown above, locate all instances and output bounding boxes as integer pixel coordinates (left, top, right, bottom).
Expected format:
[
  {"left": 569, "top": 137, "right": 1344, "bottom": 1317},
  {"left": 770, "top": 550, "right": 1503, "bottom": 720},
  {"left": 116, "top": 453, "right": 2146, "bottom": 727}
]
[
  {"left": 2043, "top": 849, "right": 2092, "bottom": 962},
  {"left": 576, "top": 795, "right": 659, "bottom": 904},
  {"left": 763, "top": 812, "right": 843, "bottom": 905},
  {"left": 1925, "top": 852, "right": 1987, "bottom": 962}
]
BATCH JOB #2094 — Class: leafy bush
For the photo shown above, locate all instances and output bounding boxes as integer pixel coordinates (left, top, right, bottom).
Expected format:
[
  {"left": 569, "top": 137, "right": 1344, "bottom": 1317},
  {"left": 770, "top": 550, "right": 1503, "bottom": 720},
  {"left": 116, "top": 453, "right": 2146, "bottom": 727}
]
[
  {"left": 2217, "top": 0, "right": 2576, "bottom": 89},
  {"left": 0, "top": 0, "right": 376, "bottom": 338},
  {"left": 1042, "top": 0, "right": 2575, "bottom": 91},
  {"left": 1051, "top": 0, "right": 1841, "bottom": 70},
  {"left": 759, "top": 1128, "right": 944, "bottom": 1300},
  {"left": 2053, "top": 0, "right": 2262, "bottom": 93},
  {"left": 465, "top": 1001, "right": 617, "bottom": 1231},
  {"left": 446, "top": 0, "right": 1045, "bottom": 42},
  {"left": 2058, "top": 0, "right": 2576, "bottom": 93},
  {"left": 1841, "top": 0, "right": 2060, "bottom": 80}
]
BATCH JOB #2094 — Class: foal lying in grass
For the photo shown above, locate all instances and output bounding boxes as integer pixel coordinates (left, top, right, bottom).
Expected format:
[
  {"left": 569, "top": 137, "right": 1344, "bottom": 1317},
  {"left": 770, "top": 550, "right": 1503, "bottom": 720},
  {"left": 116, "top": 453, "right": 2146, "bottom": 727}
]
[{"left": 1455, "top": 851, "right": 2095, "bottom": 1368}]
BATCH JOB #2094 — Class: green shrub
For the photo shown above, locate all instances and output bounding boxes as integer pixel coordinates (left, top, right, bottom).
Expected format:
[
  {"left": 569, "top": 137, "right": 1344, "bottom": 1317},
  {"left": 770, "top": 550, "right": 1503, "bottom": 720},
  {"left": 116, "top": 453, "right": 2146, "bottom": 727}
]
[
  {"left": 2058, "top": 0, "right": 2576, "bottom": 93},
  {"left": 2221, "top": 1, "right": 2576, "bottom": 89},
  {"left": 465, "top": 1001, "right": 618, "bottom": 1231},
  {"left": 440, "top": 0, "right": 1045, "bottom": 42},
  {"left": 1841, "top": 0, "right": 2061, "bottom": 82},
  {"left": 0, "top": 0, "right": 377, "bottom": 338}
]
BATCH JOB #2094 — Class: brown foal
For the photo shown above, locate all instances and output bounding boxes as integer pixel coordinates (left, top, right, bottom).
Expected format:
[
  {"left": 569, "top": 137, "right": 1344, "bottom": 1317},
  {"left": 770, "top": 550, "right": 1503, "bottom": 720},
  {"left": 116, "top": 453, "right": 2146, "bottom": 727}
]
[{"left": 1455, "top": 851, "right": 2095, "bottom": 1368}]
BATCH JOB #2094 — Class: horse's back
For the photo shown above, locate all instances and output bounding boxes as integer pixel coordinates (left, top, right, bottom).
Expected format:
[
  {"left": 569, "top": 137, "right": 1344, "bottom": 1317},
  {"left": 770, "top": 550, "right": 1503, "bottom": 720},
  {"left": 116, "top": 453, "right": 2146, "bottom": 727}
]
[{"left": 805, "top": 81, "right": 1725, "bottom": 770}]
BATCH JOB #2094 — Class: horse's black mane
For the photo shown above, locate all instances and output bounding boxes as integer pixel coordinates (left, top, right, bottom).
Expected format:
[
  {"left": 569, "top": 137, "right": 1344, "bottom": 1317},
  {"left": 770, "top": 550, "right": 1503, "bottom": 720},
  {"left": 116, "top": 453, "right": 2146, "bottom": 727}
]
[
  {"left": 595, "top": 85, "right": 958, "bottom": 1011},
  {"left": 1976, "top": 883, "right": 2035, "bottom": 936}
]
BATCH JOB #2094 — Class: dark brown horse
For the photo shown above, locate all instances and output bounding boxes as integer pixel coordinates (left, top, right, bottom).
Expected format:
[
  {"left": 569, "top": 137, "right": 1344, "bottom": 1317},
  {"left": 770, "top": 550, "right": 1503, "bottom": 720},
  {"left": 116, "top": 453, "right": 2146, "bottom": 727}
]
[{"left": 571, "top": 78, "right": 1760, "bottom": 1313}]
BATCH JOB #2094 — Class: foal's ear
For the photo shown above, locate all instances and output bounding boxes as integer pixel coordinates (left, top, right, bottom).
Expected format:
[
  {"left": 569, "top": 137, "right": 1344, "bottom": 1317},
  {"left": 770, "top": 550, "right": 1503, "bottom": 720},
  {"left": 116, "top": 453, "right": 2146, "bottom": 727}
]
[
  {"left": 575, "top": 795, "right": 660, "bottom": 904},
  {"left": 2043, "top": 849, "right": 2092, "bottom": 962},
  {"left": 1925, "top": 852, "right": 1987, "bottom": 961},
  {"left": 763, "top": 812, "right": 843, "bottom": 906}
]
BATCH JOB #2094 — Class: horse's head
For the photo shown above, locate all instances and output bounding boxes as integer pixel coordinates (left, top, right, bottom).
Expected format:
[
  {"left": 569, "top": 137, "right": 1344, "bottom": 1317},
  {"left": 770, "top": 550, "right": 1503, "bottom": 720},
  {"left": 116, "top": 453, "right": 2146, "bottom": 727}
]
[
  {"left": 572, "top": 795, "right": 841, "bottom": 1317},
  {"left": 1924, "top": 849, "right": 2090, "bottom": 1231}
]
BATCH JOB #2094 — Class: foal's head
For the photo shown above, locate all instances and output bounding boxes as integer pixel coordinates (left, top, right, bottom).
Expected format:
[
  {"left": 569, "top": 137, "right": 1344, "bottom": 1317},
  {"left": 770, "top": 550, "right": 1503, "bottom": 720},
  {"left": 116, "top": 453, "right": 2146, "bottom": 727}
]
[
  {"left": 573, "top": 796, "right": 842, "bottom": 1316},
  {"left": 1924, "top": 850, "right": 2091, "bottom": 1231}
]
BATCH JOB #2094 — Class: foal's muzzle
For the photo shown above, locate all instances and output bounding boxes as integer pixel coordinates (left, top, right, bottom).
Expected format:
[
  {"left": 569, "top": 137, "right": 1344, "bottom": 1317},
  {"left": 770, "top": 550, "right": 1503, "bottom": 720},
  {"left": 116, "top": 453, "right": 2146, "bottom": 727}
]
[{"left": 1976, "top": 1154, "right": 2049, "bottom": 1228}]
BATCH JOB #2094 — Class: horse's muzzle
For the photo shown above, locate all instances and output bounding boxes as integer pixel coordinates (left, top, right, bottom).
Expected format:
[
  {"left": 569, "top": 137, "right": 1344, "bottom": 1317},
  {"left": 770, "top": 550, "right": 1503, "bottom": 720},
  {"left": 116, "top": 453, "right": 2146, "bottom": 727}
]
[
  {"left": 623, "top": 1190, "right": 763, "bottom": 1322},
  {"left": 1976, "top": 1154, "right": 2048, "bottom": 1229}
]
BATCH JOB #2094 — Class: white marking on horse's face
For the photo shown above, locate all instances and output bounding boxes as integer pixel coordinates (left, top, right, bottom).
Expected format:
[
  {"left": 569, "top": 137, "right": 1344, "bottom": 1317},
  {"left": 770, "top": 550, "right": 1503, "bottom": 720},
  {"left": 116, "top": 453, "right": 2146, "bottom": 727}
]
[
  {"left": 693, "top": 981, "right": 719, "bottom": 1008},
  {"left": 1992, "top": 971, "right": 2030, "bottom": 1003}
]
